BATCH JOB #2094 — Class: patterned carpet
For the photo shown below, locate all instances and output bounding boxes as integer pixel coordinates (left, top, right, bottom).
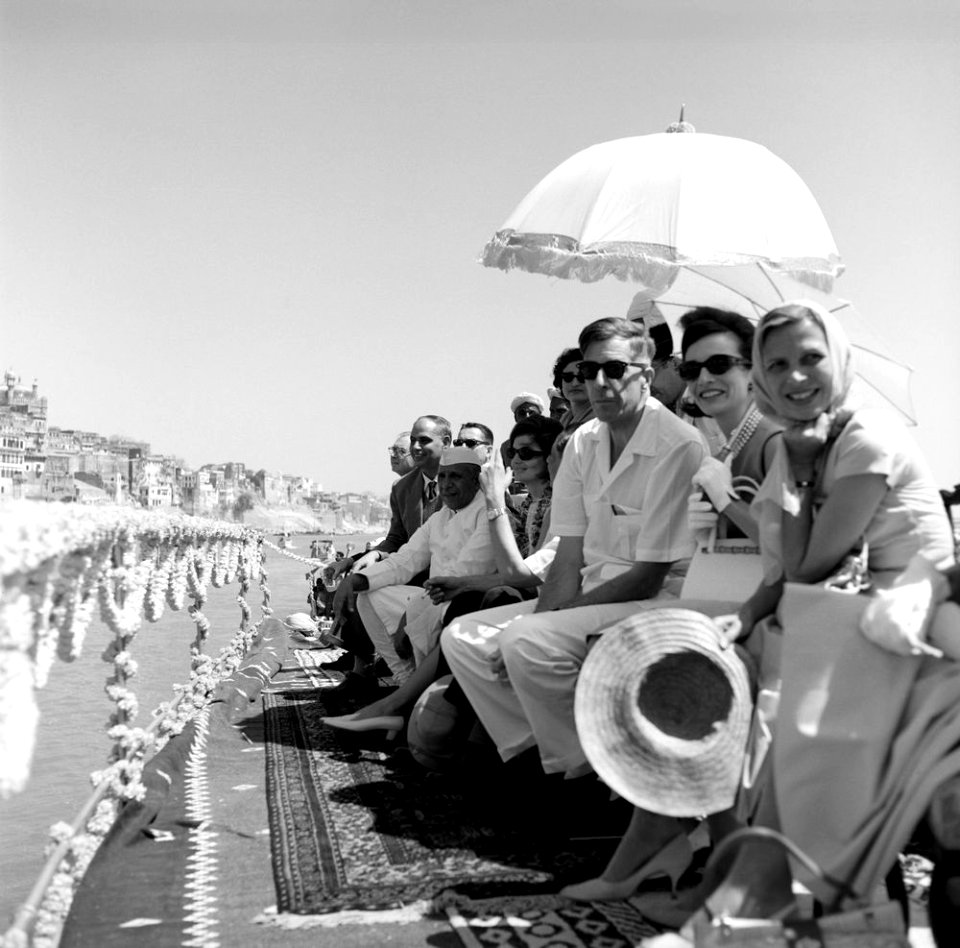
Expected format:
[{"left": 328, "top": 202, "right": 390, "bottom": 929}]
[
  {"left": 263, "top": 690, "right": 648, "bottom": 926},
  {"left": 446, "top": 900, "right": 665, "bottom": 948}
]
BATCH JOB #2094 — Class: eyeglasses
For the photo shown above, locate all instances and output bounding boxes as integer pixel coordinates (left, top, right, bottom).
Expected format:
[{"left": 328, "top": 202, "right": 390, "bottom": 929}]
[
  {"left": 507, "top": 446, "right": 544, "bottom": 461},
  {"left": 452, "top": 438, "right": 488, "bottom": 449},
  {"left": 387, "top": 447, "right": 410, "bottom": 456},
  {"left": 577, "top": 360, "right": 650, "bottom": 381},
  {"left": 560, "top": 370, "right": 584, "bottom": 384},
  {"left": 677, "top": 355, "right": 751, "bottom": 382}
]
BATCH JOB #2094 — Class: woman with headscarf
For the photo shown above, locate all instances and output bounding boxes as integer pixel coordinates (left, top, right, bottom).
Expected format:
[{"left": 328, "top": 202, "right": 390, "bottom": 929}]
[{"left": 672, "top": 301, "right": 955, "bottom": 936}]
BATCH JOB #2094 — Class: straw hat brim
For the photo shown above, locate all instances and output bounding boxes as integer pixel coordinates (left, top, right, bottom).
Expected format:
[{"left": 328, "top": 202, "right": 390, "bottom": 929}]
[{"left": 575, "top": 608, "right": 752, "bottom": 817}]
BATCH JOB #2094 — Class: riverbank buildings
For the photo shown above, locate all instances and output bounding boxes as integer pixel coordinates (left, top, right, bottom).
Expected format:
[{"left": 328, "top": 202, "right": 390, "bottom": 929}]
[{"left": 0, "top": 371, "right": 388, "bottom": 528}]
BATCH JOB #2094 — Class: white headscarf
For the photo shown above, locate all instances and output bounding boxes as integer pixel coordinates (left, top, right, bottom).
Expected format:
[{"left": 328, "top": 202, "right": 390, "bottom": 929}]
[
  {"left": 751, "top": 299, "right": 856, "bottom": 425},
  {"left": 749, "top": 300, "right": 858, "bottom": 582}
]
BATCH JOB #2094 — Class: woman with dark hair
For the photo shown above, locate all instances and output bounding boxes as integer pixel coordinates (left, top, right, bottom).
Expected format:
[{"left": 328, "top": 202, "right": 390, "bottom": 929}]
[
  {"left": 507, "top": 414, "right": 562, "bottom": 557},
  {"left": 552, "top": 346, "right": 595, "bottom": 435},
  {"left": 679, "top": 306, "right": 782, "bottom": 541}
]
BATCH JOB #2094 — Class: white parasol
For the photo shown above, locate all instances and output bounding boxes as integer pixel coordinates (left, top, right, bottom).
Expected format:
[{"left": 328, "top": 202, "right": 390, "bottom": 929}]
[{"left": 481, "top": 116, "right": 844, "bottom": 294}]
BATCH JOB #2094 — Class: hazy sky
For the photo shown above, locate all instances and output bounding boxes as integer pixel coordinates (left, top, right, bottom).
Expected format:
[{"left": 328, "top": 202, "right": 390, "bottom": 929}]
[{"left": 3, "top": 1, "right": 958, "bottom": 495}]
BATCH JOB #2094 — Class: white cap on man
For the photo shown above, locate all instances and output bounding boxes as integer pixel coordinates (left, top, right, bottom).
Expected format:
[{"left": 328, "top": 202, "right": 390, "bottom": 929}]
[{"left": 439, "top": 446, "right": 484, "bottom": 467}]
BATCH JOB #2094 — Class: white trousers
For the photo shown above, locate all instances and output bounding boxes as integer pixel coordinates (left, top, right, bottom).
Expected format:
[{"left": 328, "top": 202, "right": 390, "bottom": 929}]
[
  {"left": 356, "top": 586, "right": 420, "bottom": 682},
  {"left": 441, "top": 599, "right": 648, "bottom": 776}
]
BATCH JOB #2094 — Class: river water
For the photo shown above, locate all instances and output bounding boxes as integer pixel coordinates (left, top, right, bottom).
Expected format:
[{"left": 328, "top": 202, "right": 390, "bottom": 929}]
[{"left": 0, "top": 531, "right": 378, "bottom": 927}]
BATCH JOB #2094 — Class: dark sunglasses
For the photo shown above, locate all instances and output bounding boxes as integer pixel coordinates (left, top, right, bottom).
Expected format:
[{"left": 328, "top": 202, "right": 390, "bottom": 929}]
[
  {"left": 560, "top": 370, "right": 584, "bottom": 384},
  {"left": 452, "top": 438, "right": 488, "bottom": 449},
  {"left": 577, "top": 360, "right": 649, "bottom": 381},
  {"left": 677, "top": 354, "right": 751, "bottom": 382},
  {"left": 507, "top": 446, "right": 544, "bottom": 461}
]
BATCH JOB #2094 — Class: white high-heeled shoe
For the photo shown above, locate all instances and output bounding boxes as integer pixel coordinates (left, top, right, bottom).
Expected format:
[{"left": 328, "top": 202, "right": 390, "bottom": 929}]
[
  {"left": 560, "top": 832, "right": 694, "bottom": 902},
  {"left": 321, "top": 712, "right": 404, "bottom": 740}
]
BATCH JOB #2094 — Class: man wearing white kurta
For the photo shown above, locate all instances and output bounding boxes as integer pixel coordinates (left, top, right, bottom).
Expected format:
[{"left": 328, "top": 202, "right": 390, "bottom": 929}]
[
  {"left": 345, "top": 446, "right": 496, "bottom": 681},
  {"left": 441, "top": 318, "right": 706, "bottom": 777}
]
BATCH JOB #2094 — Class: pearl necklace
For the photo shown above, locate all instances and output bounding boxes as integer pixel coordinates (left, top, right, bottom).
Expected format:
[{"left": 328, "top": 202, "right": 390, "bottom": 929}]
[{"left": 717, "top": 407, "right": 763, "bottom": 462}]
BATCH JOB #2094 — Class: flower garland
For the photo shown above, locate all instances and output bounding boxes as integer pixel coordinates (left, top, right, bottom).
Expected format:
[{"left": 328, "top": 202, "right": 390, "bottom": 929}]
[
  {"left": 55, "top": 551, "right": 98, "bottom": 662},
  {"left": 166, "top": 547, "right": 188, "bottom": 611},
  {"left": 0, "top": 502, "right": 271, "bottom": 945},
  {"left": 0, "top": 502, "right": 266, "bottom": 798},
  {"left": 144, "top": 546, "right": 170, "bottom": 623},
  {"left": 261, "top": 536, "right": 326, "bottom": 568}
]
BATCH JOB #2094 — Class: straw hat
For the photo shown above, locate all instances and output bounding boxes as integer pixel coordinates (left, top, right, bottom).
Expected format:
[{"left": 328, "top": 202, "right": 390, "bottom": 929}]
[{"left": 575, "top": 608, "right": 752, "bottom": 817}]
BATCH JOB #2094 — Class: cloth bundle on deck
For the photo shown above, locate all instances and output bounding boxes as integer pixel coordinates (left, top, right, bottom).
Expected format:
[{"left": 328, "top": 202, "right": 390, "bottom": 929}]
[{"left": 775, "top": 583, "right": 960, "bottom": 903}]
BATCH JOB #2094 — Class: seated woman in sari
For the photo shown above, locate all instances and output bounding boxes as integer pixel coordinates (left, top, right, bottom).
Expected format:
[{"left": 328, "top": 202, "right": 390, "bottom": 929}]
[
  {"left": 673, "top": 300, "right": 954, "bottom": 935},
  {"left": 561, "top": 308, "right": 781, "bottom": 902},
  {"left": 321, "top": 415, "right": 561, "bottom": 737}
]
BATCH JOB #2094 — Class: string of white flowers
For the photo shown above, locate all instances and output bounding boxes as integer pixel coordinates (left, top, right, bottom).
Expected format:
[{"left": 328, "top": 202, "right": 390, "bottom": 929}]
[
  {"left": 261, "top": 536, "right": 327, "bottom": 568},
  {"left": 1, "top": 504, "right": 272, "bottom": 947}
]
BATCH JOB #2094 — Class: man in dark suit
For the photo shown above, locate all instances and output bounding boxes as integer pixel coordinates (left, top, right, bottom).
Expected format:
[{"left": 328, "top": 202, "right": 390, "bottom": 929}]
[
  {"left": 326, "top": 415, "right": 451, "bottom": 691},
  {"left": 332, "top": 415, "right": 450, "bottom": 580}
]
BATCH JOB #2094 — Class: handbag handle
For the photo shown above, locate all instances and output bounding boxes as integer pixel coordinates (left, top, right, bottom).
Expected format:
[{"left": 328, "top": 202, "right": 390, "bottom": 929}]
[{"left": 704, "top": 826, "right": 859, "bottom": 910}]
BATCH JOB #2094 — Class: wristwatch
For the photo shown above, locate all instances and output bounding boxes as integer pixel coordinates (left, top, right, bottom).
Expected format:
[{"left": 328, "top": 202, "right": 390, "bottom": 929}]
[{"left": 486, "top": 506, "right": 507, "bottom": 521}]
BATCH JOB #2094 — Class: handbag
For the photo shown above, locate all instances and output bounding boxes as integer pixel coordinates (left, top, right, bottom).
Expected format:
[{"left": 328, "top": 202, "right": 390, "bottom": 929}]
[
  {"left": 695, "top": 827, "right": 908, "bottom": 947},
  {"left": 681, "top": 525, "right": 762, "bottom": 604}
]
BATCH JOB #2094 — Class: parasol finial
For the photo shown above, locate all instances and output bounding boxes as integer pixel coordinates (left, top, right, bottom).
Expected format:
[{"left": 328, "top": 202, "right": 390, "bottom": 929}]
[{"left": 665, "top": 104, "right": 695, "bottom": 133}]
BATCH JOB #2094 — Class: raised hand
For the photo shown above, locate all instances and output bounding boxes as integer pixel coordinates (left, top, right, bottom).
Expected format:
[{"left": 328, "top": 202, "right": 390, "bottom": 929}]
[
  {"left": 479, "top": 448, "right": 509, "bottom": 504},
  {"left": 782, "top": 412, "right": 832, "bottom": 475}
]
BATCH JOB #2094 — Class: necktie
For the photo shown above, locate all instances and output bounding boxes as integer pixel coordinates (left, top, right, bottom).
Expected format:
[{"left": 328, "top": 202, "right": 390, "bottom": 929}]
[{"left": 425, "top": 479, "right": 437, "bottom": 505}]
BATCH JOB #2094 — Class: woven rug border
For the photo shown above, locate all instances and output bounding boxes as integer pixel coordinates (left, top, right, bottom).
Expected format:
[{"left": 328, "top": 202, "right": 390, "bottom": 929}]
[{"left": 263, "top": 691, "right": 564, "bottom": 916}]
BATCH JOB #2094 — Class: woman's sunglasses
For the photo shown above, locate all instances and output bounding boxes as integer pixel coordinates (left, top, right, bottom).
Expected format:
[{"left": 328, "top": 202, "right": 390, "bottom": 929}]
[
  {"left": 507, "top": 446, "right": 544, "bottom": 461},
  {"left": 560, "top": 370, "right": 584, "bottom": 383},
  {"left": 677, "top": 354, "right": 751, "bottom": 382},
  {"left": 577, "top": 360, "right": 649, "bottom": 381},
  {"left": 452, "top": 438, "right": 488, "bottom": 449}
]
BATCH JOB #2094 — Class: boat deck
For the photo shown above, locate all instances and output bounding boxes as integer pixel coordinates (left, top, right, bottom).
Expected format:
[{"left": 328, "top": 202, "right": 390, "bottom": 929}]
[
  {"left": 58, "top": 619, "right": 937, "bottom": 948},
  {"left": 59, "top": 620, "right": 464, "bottom": 947}
]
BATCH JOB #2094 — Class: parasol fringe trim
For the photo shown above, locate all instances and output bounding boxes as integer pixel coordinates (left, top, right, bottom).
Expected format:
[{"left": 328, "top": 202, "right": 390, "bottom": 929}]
[{"left": 480, "top": 230, "right": 841, "bottom": 292}]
